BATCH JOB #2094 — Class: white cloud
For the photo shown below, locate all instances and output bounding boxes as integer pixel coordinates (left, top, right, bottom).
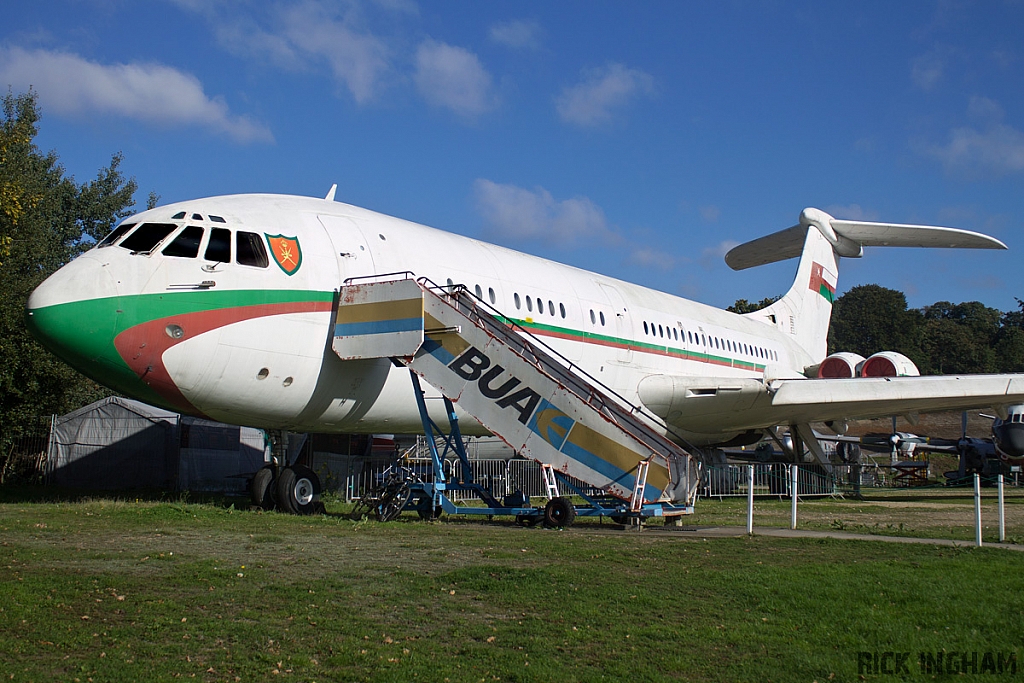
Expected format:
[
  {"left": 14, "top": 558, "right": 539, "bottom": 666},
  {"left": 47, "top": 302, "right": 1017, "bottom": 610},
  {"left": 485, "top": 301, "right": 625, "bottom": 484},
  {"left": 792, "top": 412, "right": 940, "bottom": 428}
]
[
  {"left": 414, "top": 40, "right": 496, "bottom": 117},
  {"left": 700, "top": 240, "right": 739, "bottom": 270},
  {"left": 824, "top": 204, "right": 879, "bottom": 221},
  {"left": 175, "top": 0, "right": 393, "bottom": 104},
  {"left": 911, "top": 51, "right": 944, "bottom": 90},
  {"left": 280, "top": 3, "right": 391, "bottom": 103},
  {"left": 489, "top": 20, "right": 542, "bottom": 50},
  {"left": 927, "top": 123, "right": 1024, "bottom": 175},
  {"left": 921, "top": 98, "right": 1024, "bottom": 176},
  {"left": 0, "top": 47, "right": 272, "bottom": 143},
  {"left": 628, "top": 247, "right": 675, "bottom": 270},
  {"left": 967, "top": 95, "right": 1003, "bottom": 124},
  {"left": 473, "top": 179, "right": 615, "bottom": 245},
  {"left": 556, "top": 63, "right": 654, "bottom": 127},
  {"left": 699, "top": 205, "right": 721, "bottom": 223}
]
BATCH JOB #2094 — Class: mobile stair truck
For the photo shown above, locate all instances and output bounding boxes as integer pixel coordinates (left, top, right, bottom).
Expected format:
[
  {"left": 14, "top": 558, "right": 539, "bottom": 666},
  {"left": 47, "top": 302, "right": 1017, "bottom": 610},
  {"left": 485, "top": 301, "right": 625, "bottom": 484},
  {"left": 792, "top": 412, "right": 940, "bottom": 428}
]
[{"left": 334, "top": 276, "right": 701, "bottom": 527}]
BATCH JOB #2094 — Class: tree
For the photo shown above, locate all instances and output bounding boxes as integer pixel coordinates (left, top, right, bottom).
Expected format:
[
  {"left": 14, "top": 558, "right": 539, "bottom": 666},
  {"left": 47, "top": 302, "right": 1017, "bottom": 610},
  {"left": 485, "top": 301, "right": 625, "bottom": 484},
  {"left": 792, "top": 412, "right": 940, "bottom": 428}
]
[
  {"left": 727, "top": 296, "right": 780, "bottom": 314},
  {"left": 0, "top": 90, "right": 140, "bottom": 440},
  {"left": 994, "top": 299, "right": 1024, "bottom": 373},
  {"left": 827, "top": 284, "right": 925, "bottom": 367},
  {"left": 920, "top": 301, "right": 1001, "bottom": 374}
]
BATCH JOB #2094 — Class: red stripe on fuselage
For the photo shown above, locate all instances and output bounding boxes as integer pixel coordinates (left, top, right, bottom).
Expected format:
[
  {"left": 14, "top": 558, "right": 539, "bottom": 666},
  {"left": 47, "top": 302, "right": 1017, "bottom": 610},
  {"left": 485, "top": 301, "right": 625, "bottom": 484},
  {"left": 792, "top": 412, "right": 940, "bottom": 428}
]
[{"left": 113, "top": 301, "right": 333, "bottom": 415}]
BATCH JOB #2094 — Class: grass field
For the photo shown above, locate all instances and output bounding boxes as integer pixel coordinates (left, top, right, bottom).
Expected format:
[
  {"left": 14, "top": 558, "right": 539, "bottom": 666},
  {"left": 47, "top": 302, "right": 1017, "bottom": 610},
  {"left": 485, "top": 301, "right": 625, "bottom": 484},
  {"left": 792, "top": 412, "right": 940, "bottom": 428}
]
[{"left": 1, "top": 489, "right": 1022, "bottom": 682}]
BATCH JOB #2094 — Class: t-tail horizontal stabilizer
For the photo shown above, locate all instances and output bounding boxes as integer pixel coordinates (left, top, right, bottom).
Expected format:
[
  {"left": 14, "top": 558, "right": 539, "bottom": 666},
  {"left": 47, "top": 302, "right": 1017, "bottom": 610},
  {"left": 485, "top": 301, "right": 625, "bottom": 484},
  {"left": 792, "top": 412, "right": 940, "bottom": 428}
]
[
  {"left": 722, "top": 207, "right": 1007, "bottom": 364},
  {"left": 725, "top": 207, "right": 1007, "bottom": 271}
]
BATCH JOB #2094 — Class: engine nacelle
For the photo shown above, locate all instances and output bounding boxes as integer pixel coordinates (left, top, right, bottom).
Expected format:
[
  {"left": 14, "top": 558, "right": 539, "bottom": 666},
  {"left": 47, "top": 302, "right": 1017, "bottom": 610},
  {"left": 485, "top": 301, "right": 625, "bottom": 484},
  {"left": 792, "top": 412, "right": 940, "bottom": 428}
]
[
  {"left": 817, "top": 352, "right": 866, "bottom": 379},
  {"left": 860, "top": 351, "right": 920, "bottom": 378}
]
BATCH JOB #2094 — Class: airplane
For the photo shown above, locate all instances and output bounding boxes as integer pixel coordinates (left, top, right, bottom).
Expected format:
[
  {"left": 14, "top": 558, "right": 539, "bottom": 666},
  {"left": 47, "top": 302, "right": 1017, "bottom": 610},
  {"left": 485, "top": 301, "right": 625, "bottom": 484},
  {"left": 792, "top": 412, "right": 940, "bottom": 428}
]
[{"left": 24, "top": 192, "right": 1024, "bottom": 512}]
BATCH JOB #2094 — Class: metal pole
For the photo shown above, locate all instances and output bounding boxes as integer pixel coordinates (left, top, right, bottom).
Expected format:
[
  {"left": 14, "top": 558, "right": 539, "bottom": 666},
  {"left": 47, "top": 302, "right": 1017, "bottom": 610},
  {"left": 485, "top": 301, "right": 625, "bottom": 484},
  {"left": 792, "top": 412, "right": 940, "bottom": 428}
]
[
  {"left": 974, "top": 473, "right": 982, "bottom": 548},
  {"left": 747, "top": 464, "right": 754, "bottom": 535},
  {"left": 998, "top": 473, "right": 1005, "bottom": 543},
  {"left": 790, "top": 465, "right": 799, "bottom": 530}
]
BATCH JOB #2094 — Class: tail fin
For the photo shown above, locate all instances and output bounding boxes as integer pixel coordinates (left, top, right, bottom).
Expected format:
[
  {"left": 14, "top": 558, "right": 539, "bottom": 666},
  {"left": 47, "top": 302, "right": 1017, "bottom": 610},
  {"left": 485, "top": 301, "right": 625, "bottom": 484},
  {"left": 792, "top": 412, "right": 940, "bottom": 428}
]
[{"left": 725, "top": 207, "right": 1006, "bottom": 364}]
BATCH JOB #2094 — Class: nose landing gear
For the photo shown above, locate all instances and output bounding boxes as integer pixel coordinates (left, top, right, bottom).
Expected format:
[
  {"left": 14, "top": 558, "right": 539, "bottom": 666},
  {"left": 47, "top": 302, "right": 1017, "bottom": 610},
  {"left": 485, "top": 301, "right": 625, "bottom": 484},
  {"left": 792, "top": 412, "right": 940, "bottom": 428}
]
[{"left": 248, "top": 464, "right": 324, "bottom": 515}]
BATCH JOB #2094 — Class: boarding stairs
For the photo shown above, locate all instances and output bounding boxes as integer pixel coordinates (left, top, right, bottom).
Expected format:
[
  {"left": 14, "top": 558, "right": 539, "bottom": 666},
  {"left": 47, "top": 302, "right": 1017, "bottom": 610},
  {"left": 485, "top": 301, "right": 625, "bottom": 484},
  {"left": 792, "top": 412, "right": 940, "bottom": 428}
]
[{"left": 332, "top": 276, "right": 700, "bottom": 509}]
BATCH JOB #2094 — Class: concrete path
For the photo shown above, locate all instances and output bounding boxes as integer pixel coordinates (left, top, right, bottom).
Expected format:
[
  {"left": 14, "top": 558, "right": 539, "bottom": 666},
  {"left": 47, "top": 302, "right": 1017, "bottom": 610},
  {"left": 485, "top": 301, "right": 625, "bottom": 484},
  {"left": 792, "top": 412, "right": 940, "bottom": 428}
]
[{"left": 650, "top": 524, "right": 1024, "bottom": 550}]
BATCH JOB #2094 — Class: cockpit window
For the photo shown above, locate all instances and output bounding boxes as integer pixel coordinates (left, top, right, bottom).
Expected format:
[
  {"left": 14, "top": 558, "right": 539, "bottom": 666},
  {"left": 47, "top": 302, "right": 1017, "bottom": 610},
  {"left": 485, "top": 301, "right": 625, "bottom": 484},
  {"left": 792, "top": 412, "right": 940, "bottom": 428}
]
[
  {"left": 172, "top": 211, "right": 186, "bottom": 220},
  {"left": 236, "top": 231, "right": 269, "bottom": 268},
  {"left": 192, "top": 213, "right": 203, "bottom": 221},
  {"left": 205, "top": 228, "right": 231, "bottom": 263},
  {"left": 118, "top": 223, "right": 177, "bottom": 253},
  {"left": 97, "top": 223, "right": 135, "bottom": 248},
  {"left": 209, "top": 215, "right": 226, "bottom": 223},
  {"left": 162, "top": 226, "right": 205, "bottom": 258}
]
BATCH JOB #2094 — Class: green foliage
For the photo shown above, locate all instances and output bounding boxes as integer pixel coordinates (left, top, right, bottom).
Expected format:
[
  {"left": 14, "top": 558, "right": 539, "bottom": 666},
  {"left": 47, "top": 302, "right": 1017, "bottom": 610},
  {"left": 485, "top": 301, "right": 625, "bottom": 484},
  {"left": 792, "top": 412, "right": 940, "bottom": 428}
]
[
  {"left": 727, "top": 296, "right": 780, "bottom": 314},
  {"left": 828, "top": 284, "right": 925, "bottom": 365},
  {"left": 0, "top": 90, "right": 140, "bottom": 441},
  {"left": 828, "top": 286, "right": 1023, "bottom": 374}
]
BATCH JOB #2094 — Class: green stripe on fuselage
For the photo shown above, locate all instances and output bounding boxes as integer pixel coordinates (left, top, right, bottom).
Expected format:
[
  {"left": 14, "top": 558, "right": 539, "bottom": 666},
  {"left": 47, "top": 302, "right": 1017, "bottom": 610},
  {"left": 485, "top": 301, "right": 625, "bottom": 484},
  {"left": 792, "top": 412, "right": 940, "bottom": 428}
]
[
  {"left": 496, "top": 315, "right": 766, "bottom": 372},
  {"left": 27, "top": 289, "right": 335, "bottom": 409}
]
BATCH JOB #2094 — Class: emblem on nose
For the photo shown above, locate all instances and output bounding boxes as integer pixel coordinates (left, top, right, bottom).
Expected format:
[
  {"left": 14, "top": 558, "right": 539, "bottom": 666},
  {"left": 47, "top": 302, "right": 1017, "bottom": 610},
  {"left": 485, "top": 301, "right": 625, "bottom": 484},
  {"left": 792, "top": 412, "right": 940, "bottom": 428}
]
[{"left": 266, "top": 234, "right": 302, "bottom": 275}]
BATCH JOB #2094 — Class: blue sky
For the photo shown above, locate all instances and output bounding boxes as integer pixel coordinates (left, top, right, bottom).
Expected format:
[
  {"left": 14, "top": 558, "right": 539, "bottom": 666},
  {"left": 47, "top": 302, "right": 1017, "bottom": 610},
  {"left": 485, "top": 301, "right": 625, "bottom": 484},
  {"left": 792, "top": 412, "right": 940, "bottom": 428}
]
[{"left": 3, "top": 1, "right": 1023, "bottom": 313}]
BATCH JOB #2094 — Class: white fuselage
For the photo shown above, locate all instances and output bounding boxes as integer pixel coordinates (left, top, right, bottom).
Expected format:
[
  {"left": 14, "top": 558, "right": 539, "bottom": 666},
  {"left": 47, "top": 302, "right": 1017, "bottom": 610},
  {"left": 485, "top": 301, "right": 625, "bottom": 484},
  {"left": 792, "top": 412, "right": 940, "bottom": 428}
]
[{"left": 27, "top": 194, "right": 814, "bottom": 445}]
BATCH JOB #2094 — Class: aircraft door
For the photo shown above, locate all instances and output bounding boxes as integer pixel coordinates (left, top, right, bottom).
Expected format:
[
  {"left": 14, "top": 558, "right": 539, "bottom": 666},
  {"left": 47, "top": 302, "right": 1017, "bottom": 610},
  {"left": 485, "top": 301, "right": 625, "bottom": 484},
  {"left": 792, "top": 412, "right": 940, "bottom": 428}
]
[
  {"left": 317, "top": 215, "right": 377, "bottom": 283},
  {"left": 598, "top": 282, "right": 633, "bottom": 364}
]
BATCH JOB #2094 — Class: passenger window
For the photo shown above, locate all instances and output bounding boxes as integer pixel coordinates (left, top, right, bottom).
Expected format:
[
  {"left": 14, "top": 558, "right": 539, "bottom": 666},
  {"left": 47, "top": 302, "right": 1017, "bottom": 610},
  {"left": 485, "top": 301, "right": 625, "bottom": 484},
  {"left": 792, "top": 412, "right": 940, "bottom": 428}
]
[
  {"left": 559, "top": 303, "right": 566, "bottom": 318},
  {"left": 97, "top": 222, "right": 135, "bottom": 248},
  {"left": 526, "top": 296, "right": 533, "bottom": 312},
  {"left": 643, "top": 321, "right": 649, "bottom": 334},
  {"left": 590, "top": 310, "right": 596, "bottom": 324},
  {"left": 205, "top": 227, "right": 231, "bottom": 263},
  {"left": 236, "top": 231, "right": 269, "bottom": 267},
  {"left": 673, "top": 328, "right": 678, "bottom": 341},
  {"left": 489, "top": 287, "right": 496, "bottom": 305},
  {"left": 599, "top": 312, "right": 605, "bottom": 326},
  {"left": 474, "top": 284, "right": 483, "bottom": 300},
  {"left": 548, "top": 300, "right": 555, "bottom": 316},
  {"left": 118, "top": 223, "right": 177, "bottom": 253},
  {"left": 163, "top": 226, "right": 205, "bottom": 258},
  {"left": 514, "top": 293, "right": 521, "bottom": 309}
]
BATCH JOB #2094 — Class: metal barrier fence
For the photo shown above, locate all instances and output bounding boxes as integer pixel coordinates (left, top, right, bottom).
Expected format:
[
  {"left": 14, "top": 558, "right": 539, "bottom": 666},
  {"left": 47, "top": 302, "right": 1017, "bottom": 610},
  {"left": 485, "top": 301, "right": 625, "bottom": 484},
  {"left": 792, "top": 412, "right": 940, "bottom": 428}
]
[
  {"left": 701, "top": 462, "right": 1022, "bottom": 499},
  {"left": 333, "top": 456, "right": 602, "bottom": 502},
  {"left": 1, "top": 426, "right": 53, "bottom": 485}
]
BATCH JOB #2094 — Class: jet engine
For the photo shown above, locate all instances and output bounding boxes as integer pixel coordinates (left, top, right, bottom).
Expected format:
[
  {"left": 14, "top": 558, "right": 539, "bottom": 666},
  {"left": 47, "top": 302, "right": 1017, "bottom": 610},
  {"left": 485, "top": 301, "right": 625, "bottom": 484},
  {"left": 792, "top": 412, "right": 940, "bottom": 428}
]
[
  {"left": 859, "top": 351, "right": 920, "bottom": 378},
  {"left": 816, "top": 352, "right": 866, "bottom": 378}
]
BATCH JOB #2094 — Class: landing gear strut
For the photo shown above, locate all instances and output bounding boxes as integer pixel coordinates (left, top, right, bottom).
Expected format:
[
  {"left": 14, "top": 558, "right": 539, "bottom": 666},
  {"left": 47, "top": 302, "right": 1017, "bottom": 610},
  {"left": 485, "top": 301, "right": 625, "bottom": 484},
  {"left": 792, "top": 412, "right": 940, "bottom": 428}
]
[{"left": 249, "top": 430, "right": 323, "bottom": 515}]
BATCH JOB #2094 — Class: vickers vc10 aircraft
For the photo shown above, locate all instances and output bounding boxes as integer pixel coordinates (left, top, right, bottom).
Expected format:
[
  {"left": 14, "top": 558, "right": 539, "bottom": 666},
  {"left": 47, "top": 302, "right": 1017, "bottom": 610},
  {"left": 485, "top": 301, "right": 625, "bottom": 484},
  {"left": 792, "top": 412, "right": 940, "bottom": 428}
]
[{"left": 25, "top": 191, "right": 1024, "bottom": 510}]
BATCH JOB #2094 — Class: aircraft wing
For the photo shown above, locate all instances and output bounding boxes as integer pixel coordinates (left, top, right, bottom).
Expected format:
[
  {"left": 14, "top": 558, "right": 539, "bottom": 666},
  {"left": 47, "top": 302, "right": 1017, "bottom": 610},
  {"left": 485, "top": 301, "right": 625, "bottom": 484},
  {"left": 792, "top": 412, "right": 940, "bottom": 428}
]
[{"left": 638, "top": 373, "right": 1024, "bottom": 437}]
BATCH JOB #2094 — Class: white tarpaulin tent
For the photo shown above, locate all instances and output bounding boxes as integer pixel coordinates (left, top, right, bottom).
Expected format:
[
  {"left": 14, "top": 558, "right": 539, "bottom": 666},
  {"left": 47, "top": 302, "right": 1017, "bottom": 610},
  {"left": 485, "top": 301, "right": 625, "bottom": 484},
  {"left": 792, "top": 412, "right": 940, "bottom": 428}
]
[{"left": 47, "top": 397, "right": 268, "bottom": 492}]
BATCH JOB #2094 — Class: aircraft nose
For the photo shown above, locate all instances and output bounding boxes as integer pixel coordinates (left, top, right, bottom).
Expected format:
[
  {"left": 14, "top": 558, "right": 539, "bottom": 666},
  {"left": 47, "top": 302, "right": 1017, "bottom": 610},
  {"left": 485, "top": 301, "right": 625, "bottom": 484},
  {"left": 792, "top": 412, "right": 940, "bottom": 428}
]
[
  {"left": 995, "top": 423, "right": 1024, "bottom": 459},
  {"left": 25, "top": 254, "right": 121, "bottom": 374}
]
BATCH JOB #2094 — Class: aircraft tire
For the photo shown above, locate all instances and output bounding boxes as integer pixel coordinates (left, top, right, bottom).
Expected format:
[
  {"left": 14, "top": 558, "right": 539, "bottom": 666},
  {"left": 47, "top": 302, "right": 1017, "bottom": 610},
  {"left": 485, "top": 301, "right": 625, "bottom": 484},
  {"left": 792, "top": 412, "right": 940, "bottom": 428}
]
[
  {"left": 543, "top": 497, "right": 576, "bottom": 527},
  {"left": 515, "top": 514, "right": 539, "bottom": 527},
  {"left": 250, "top": 465, "right": 276, "bottom": 510},
  {"left": 276, "top": 465, "right": 322, "bottom": 515},
  {"left": 415, "top": 496, "right": 442, "bottom": 520}
]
